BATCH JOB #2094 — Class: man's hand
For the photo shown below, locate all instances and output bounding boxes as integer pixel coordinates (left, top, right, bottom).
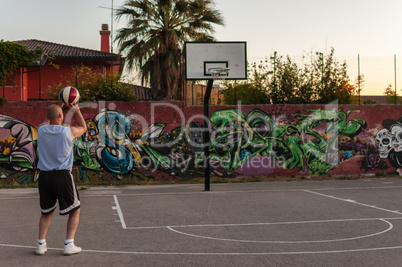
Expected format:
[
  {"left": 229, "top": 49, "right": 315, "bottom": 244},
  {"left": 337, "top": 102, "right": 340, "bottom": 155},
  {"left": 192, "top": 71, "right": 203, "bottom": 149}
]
[{"left": 68, "top": 101, "right": 80, "bottom": 111}]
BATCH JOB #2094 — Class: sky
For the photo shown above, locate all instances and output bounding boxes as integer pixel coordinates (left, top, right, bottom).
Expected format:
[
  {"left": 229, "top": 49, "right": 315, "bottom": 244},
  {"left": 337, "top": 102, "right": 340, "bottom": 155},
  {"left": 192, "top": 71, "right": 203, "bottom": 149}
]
[{"left": 2, "top": 0, "right": 402, "bottom": 95}]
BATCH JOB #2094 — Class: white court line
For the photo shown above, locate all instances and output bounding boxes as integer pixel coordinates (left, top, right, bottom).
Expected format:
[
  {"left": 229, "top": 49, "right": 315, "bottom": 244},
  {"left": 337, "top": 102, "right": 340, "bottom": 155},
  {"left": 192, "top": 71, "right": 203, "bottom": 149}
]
[
  {"left": 2, "top": 243, "right": 402, "bottom": 255},
  {"left": 304, "top": 190, "right": 402, "bottom": 215},
  {"left": 2, "top": 193, "right": 402, "bottom": 256},
  {"left": 166, "top": 219, "right": 393, "bottom": 244},
  {"left": 125, "top": 217, "right": 402, "bottom": 230},
  {"left": 80, "top": 185, "right": 402, "bottom": 198},
  {"left": 0, "top": 196, "right": 38, "bottom": 200},
  {"left": 79, "top": 245, "right": 402, "bottom": 255},
  {"left": 115, "top": 185, "right": 402, "bottom": 196},
  {"left": 112, "top": 195, "right": 127, "bottom": 229}
]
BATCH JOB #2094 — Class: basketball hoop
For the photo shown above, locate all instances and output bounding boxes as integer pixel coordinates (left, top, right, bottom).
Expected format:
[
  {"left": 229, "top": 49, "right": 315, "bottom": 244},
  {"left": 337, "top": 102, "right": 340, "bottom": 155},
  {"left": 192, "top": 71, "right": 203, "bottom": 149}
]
[{"left": 209, "top": 68, "right": 230, "bottom": 91}]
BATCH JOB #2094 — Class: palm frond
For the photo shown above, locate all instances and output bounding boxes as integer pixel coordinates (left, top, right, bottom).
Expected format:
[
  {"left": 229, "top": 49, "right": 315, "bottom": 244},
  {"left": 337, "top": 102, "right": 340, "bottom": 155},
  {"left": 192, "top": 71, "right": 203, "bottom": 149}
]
[{"left": 115, "top": 0, "right": 224, "bottom": 99}]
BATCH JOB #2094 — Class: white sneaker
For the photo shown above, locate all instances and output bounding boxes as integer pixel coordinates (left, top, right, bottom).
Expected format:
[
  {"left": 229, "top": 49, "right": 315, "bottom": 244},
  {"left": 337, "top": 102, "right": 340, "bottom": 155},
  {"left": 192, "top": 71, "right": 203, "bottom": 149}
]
[
  {"left": 36, "top": 242, "right": 47, "bottom": 255},
  {"left": 63, "top": 242, "right": 82, "bottom": 255}
]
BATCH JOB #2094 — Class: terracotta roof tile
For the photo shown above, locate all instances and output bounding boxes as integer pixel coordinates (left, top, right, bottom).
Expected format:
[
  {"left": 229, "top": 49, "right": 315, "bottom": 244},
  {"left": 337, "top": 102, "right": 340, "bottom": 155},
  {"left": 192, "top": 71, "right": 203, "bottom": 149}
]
[{"left": 14, "top": 39, "right": 121, "bottom": 61}]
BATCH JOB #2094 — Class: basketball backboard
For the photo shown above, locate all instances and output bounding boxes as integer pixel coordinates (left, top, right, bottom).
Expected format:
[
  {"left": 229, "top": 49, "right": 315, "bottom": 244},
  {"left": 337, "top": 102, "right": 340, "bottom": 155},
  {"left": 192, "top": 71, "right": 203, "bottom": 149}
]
[{"left": 184, "top": 42, "right": 247, "bottom": 80}]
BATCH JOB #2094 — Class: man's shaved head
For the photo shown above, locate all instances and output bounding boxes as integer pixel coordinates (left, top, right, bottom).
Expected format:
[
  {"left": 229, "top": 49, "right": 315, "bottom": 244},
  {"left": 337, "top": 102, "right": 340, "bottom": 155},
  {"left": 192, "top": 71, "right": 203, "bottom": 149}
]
[{"left": 47, "top": 104, "right": 63, "bottom": 123}]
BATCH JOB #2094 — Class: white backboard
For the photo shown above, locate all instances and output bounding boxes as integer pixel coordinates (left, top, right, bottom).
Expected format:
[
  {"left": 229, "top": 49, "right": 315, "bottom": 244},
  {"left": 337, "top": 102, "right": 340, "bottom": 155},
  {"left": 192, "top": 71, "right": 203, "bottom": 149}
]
[{"left": 185, "top": 42, "right": 247, "bottom": 80}]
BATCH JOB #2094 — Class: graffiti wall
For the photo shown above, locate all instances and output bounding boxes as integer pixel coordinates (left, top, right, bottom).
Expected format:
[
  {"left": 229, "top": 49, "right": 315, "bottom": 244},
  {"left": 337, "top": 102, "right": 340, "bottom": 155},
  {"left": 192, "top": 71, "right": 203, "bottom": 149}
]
[{"left": 0, "top": 101, "right": 400, "bottom": 184}]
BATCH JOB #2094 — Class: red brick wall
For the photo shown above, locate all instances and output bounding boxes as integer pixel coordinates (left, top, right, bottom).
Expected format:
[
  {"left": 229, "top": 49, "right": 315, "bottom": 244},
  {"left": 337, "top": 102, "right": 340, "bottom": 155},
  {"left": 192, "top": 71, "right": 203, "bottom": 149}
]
[
  {"left": 0, "top": 101, "right": 400, "bottom": 184},
  {"left": 0, "top": 101, "right": 398, "bottom": 142}
]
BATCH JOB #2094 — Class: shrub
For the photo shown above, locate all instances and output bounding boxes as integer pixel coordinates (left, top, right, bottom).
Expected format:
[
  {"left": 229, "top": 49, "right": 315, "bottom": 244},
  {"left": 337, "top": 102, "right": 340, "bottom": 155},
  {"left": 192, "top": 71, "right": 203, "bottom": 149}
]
[{"left": 46, "top": 65, "right": 137, "bottom": 101}]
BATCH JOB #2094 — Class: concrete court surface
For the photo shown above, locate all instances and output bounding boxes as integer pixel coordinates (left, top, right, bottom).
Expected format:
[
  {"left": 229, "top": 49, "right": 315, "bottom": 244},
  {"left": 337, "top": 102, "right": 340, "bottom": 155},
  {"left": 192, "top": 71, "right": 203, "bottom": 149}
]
[{"left": 1, "top": 177, "right": 402, "bottom": 266}]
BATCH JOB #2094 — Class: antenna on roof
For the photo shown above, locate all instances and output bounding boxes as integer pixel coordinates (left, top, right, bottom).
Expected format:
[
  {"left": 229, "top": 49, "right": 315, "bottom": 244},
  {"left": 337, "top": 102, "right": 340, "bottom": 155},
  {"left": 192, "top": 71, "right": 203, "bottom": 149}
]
[{"left": 98, "top": 0, "right": 114, "bottom": 53}]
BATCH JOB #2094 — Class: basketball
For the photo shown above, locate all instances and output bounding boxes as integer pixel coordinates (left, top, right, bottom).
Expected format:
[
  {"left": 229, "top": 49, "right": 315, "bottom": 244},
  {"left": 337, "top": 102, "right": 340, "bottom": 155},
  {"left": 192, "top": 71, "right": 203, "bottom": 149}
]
[{"left": 60, "top": 86, "right": 80, "bottom": 106}]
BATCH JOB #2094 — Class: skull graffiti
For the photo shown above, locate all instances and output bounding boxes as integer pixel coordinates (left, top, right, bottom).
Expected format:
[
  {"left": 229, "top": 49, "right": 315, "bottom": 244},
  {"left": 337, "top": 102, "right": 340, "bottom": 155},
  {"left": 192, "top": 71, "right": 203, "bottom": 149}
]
[
  {"left": 390, "top": 125, "right": 402, "bottom": 152},
  {"left": 375, "top": 128, "right": 394, "bottom": 158}
]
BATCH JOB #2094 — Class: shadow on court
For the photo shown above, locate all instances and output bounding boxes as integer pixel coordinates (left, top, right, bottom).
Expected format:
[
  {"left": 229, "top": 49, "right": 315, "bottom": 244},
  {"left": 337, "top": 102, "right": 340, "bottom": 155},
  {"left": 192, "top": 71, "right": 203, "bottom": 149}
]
[{"left": 1, "top": 177, "right": 402, "bottom": 266}]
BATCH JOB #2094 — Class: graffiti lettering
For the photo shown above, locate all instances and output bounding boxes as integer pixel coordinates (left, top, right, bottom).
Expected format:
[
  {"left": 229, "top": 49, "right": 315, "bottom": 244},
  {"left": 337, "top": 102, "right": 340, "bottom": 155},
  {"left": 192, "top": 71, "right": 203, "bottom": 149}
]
[{"left": 3, "top": 105, "right": 397, "bottom": 185}]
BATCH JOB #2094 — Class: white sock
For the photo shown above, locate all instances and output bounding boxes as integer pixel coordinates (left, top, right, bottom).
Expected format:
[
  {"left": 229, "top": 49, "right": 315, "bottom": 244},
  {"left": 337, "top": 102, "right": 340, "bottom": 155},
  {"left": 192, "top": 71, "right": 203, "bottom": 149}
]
[
  {"left": 38, "top": 239, "right": 46, "bottom": 245},
  {"left": 64, "top": 239, "right": 74, "bottom": 245}
]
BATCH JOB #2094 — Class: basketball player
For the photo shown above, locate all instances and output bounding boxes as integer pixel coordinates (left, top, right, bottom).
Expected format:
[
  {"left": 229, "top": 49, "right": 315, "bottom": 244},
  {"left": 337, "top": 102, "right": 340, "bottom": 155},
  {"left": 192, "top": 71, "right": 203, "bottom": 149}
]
[{"left": 35, "top": 98, "right": 87, "bottom": 255}]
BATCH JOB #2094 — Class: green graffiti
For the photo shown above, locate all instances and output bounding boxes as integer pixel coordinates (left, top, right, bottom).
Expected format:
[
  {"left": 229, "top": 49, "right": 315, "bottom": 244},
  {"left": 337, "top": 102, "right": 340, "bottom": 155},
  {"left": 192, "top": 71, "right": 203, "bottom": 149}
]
[
  {"left": 208, "top": 109, "right": 267, "bottom": 172},
  {"left": 0, "top": 107, "right": 369, "bottom": 184},
  {"left": 207, "top": 108, "right": 367, "bottom": 175},
  {"left": 74, "top": 138, "right": 103, "bottom": 171}
]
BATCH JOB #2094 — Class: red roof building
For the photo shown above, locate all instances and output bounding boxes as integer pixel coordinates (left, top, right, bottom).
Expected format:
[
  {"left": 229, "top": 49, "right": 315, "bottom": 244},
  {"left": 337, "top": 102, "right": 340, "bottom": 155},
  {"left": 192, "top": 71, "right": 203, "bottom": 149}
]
[{"left": 4, "top": 24, "right": 124, "bottom": 101}]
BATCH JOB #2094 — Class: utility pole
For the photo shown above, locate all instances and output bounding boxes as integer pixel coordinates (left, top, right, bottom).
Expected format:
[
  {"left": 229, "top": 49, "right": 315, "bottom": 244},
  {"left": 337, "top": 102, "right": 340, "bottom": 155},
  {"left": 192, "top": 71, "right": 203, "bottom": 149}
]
[
  {"left": 321, "top": 53, "right": 324, "bottom": 93},
  {"left": 395, "top": 54, "right": 397, "bottom": 104},
  {"left": 271, "top": 51, "right": 277, "bottom": 103},
  {"left": 358, "top": 54, "right": 360, "bottom": 105}
]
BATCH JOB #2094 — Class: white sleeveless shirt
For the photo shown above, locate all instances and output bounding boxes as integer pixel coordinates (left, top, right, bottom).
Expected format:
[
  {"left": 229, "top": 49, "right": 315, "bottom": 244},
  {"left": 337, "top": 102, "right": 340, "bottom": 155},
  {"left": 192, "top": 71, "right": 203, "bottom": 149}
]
[{"left": 37, "top": 125, "right": 73, "bottom": 171}]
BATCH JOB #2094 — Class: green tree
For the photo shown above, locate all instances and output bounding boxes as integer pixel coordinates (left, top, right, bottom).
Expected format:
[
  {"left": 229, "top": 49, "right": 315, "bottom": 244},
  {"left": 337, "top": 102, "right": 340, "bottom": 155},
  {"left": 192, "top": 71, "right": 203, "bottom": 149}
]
[
  {"left": 248, "top": 57, "right": 271, "bottom": 91},
  {"left": 312, "top": 48, "right": 353, "bottom": 104},
  {"left": 0, "top": 40, "right": 41, "bottom": 86},
  {"left": 115, "top": 0, "right": 224, "bottom": 100},
  {"left": 269, "top": 53, "right": 316, "bottom": 104},
  {"left": 271, "top": 56, "right": 300, "bottom": 104},
  {"left": 236, "top": 48, "right": 355, "bottom": 104},
  {"left": 384, "top": 84, "right": 402, "bottom": 104},
  {"left": 363, "top": 99, "right": 378, "bottom": 104},
  {"left": 356, "top": 74, "right": 365, "bottom": 98},
  {"left": 223, "top": 83, "right": 270, "bottom": 105},
  {"left": 222, "top": 59, "right": 271, "bottom": 105}
]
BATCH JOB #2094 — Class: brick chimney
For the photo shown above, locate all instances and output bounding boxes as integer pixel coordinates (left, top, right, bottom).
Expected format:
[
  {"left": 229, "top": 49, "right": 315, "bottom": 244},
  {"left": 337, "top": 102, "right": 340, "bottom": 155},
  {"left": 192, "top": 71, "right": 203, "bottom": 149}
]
[{"left": 100, "top": 24, "right": 110, "bottom": 53}]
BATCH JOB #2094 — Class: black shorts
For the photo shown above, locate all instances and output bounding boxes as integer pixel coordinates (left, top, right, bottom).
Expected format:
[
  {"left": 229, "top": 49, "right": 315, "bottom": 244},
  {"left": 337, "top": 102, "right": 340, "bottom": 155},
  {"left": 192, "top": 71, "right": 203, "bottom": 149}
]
[{"left": 38, "top": 170, "right": 80, "bottom": 216}]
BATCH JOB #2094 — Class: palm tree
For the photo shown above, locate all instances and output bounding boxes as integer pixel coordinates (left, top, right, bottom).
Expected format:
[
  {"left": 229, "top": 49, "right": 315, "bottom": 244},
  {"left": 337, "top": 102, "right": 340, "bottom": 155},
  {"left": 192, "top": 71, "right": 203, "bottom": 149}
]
[{"left": 115, "top": 0, "right": 224, "bottom": 100}]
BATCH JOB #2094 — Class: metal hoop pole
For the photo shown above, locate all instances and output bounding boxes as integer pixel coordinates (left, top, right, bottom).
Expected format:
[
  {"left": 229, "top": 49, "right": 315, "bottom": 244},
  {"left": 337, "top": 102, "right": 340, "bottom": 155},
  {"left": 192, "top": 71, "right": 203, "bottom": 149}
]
[
  {"left": 203, "top": 68, "right": 229, "bottom": 191},
  {"left": 203, "top": 79, "right": 213, "bottom": 191}
]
